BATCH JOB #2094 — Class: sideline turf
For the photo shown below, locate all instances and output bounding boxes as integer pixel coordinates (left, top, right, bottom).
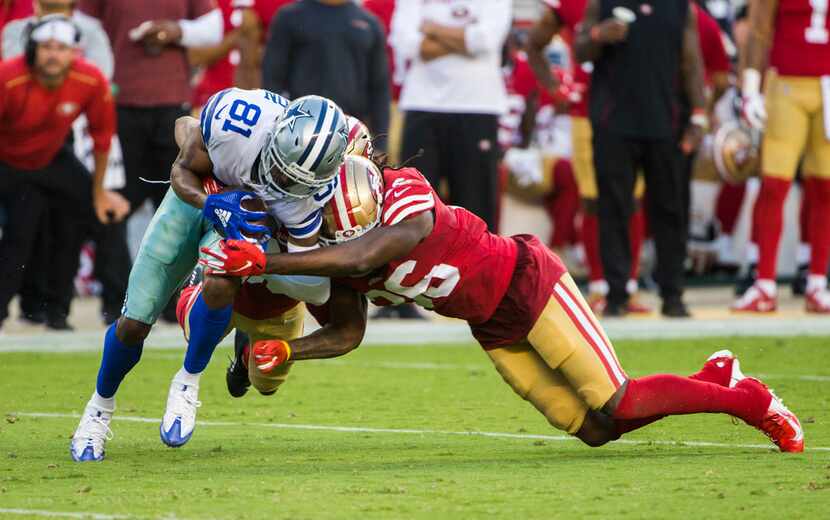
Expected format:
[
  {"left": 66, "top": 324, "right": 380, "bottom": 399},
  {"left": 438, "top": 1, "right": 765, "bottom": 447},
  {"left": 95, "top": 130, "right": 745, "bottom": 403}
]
[{"left": 1, "top": 337, "right": 828, "bottom": 519}]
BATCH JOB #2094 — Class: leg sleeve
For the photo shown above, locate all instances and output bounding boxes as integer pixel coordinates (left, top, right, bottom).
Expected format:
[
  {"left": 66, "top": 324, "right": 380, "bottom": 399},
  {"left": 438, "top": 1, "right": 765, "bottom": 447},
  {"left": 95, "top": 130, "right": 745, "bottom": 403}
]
[{"left": 123, "top": 189, "right": 206, "bottom": 325}]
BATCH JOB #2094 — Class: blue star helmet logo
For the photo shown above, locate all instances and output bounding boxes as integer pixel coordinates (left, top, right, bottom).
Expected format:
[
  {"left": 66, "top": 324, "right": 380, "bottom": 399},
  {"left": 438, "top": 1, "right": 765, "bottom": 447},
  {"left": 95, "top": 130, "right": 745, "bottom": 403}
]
[{"left": 284, "top": 102, "right": 313, "bottom": 132}]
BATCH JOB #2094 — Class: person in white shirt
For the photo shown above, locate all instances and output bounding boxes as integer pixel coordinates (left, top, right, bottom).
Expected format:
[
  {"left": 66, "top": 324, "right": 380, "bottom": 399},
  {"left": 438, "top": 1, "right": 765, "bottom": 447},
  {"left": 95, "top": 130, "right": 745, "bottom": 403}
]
[{"left": 390, "top": 0, "right": 511, "bottom": 233}]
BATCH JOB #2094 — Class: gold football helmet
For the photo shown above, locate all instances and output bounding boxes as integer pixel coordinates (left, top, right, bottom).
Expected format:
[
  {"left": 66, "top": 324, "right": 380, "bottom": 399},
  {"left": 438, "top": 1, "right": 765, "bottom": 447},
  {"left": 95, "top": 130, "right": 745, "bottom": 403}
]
[
  {"left": 345, "top": 115, "right": 374, "bottom": 159},
  {"left": 320, "top": 155, "right": 383, "bottom": 245},
  {"left": 712, "top": 121, "right": 760, "bottom": 185}
]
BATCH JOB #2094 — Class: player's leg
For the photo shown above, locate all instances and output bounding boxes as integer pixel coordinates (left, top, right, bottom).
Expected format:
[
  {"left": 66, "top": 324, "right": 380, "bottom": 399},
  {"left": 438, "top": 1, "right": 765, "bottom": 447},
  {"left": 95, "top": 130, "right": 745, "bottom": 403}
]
[
  {"left": 734, "top": 75, "right": 808, "bottom": 311},
  {"left": 160, "top": 230, "right": 238, "bottom": 447},
  {"left": 234, "top": 304, "right": 305, "bottom": 396},
  {"left": 802, "top": 79, "right": 830, "bottom": 312},
  {"left": 533, "top": 273, "right": 803, "bottom": 451},
  {"left": 571, "top": 116, "right": 606, "bottom": 312},
  {"left": 71, "top": 189, "right": 205, "bottom": 461},
  {"left": 626, "top": 177, "right": 650, "bottom": 313}
]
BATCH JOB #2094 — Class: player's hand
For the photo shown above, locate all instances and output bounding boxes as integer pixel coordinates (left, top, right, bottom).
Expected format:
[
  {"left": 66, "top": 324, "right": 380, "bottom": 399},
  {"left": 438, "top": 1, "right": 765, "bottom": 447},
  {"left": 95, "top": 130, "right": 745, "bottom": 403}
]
[
  {"left": 680, "top": 123, "right": 705, "bottom": 155},
  {"left": 94, "top": 189, "right": 130, "bottom": 224},
  {"left": 202, "top": 191, "right": 269, "bottom": 240},
  {"left": 200, "top": 239, "right": 266, "bottom": 276},
  {"left": 592, "top": 19, "right": 629, "bottom": 44},
  {"left": 252, "top": 340, "right": 292, "bottom": 373},
  {"left": 741, "top": 92, "right": 767, "bottom": 131},
  {"left": 549, "top": 69, "right": 583, "bottom": 111}
]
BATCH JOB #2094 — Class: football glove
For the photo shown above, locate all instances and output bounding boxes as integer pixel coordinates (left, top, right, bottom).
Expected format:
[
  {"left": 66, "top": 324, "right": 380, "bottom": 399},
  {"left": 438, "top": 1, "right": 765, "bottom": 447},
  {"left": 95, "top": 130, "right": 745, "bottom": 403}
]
[
  {"left": 200, "top": 239, "right": 266, "bottom": 276},
  {"left": 741, "top": 69, "right": 767, "bottom": 131},
  {"left": 202, "top": 191, "right": 269, "bottom": 240},
  {"left": 253, "top": 340, "right": 292, "bottom": 373}
]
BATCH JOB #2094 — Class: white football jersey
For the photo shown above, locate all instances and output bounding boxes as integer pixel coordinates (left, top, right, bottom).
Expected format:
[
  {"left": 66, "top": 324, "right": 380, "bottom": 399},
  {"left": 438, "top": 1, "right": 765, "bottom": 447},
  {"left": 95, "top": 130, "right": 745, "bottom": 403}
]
[{"left": 200, "top": 87, "right": 332, "bottom": 239}]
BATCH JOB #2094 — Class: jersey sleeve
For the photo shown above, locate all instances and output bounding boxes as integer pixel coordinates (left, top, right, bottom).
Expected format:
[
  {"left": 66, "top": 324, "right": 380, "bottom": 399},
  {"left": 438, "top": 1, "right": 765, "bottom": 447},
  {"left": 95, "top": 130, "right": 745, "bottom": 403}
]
[{"left": 381, "top": 168, "right": 436, "bottom": 226}]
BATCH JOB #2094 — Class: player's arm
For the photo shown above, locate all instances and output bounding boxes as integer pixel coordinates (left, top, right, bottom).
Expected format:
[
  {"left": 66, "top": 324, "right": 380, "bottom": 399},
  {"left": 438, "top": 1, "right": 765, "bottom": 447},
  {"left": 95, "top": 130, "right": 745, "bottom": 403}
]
[
  {"left": 271, "top": 212, "right": 432, "bottom": 276},
  {"left": 574, "top": 0, "right": 628, "bottom": 63},
  {"left": 288, "top": 283, "right": 367, "bottom": 361},
  {"left": 740, "top": 0, "right": 777, "bottom": 129},
  {"left": 202, "top": 211, "right": 434, "bottom": 277},
  {"left": 251, "top": 283, "right": 367, "bottom": 373},
  {"left": 187, "top": 27, "right": 240, "bottom": 68},
  {"left": 234, "top": 7, "right": 263, "bottom": 89},
  {"left": 170, "top": 116, "right": 214, "bottom": 209},
  {"left": 679, "top": 5, "right": 707, "bottom": 154},
  {"left": 526, "top": 7, "right": 560, "bottom": 95}
]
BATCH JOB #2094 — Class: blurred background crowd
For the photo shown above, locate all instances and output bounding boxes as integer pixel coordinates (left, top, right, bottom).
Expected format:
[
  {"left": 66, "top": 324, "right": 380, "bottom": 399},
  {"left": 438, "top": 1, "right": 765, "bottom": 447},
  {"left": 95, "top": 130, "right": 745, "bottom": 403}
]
[{"left": 0, "top": 0, "right": 820, "bottom": 331}]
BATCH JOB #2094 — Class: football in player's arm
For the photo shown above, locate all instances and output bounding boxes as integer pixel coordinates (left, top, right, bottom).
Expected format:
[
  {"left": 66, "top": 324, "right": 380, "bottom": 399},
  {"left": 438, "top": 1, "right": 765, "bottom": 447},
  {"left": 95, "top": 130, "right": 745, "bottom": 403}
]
[{"left": 203, "top": 156, "right": 804, "bottom": 452}]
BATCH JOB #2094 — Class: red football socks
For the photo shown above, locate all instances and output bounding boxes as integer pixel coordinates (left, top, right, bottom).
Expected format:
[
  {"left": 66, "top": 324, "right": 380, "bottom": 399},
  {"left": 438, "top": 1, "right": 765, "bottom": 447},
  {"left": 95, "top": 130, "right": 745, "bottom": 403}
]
[
  {"left": 581, "top": 211, "right": 604, "bottom": 282},
  {"left": 546, "top": 160, "right": 580, "bottom": 248},
  {"left": 753, "top": 177, "right": 791, "bottom": 280},
  {"left": 612, "top": 375, "right": 767, "bottom": 427},
  {"left": 628, "top": 207, "right": 645, "bottom": 280},
  {"left": 806, "top": 177, "right": 830, "bottom": 276},
  {"left": 716, "top": 182, "right": 746, "bottom": 235}
]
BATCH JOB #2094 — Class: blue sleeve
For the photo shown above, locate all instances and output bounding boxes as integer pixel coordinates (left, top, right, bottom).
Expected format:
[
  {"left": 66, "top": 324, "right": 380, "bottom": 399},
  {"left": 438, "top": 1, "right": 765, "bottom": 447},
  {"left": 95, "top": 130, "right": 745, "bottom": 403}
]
[{"left": 284, "top": 209, "right": 323, "bottom": 240}]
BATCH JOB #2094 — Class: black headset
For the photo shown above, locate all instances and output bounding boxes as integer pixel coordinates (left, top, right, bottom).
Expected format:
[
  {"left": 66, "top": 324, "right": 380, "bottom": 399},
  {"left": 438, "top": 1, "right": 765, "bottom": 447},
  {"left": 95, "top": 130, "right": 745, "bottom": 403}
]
[{"left": 24, "top": 14, "right": 82, "bottom": 67}]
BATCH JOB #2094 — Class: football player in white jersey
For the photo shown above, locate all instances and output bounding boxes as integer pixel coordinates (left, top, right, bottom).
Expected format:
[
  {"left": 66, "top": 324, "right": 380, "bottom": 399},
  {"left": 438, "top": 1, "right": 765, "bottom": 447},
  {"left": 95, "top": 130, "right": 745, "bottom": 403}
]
[{"left": 70, "top": 90, "right": 348, "bottom": 462}]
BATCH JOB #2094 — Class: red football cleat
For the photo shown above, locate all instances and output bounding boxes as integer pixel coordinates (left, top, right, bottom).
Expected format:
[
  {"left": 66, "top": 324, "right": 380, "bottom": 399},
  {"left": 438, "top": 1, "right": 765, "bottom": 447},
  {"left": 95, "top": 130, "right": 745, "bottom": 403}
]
[
  {"left": 735, "top": 377, "right": 804, "bottom": 453},
  {"left": 805, "top": 289, "right": 830, "bottom": 314},
  {"left": 732, "top": 284, "right": 777, "bottom": 313},
  {"left": 696, "top": 350, "right": 744, "bottom": 387}
]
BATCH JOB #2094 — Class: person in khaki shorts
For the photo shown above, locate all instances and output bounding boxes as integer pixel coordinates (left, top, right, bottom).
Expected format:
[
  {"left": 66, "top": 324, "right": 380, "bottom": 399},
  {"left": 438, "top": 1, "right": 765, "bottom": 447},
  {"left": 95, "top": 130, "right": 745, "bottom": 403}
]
[{"left": 734, "top": 0, "right": 830, "bottom": 313}]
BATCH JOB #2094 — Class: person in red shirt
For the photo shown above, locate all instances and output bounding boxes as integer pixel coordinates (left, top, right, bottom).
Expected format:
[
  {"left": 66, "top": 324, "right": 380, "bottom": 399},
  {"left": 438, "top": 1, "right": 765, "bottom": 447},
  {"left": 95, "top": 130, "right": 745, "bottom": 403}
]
[
  {"left": 734, "top": 0, "right": 830, "bottom": 313},
  {"left": 0, "top": 15, "right": 128, "bottom": 329},
  {"left": 202, "top": 154, "right": 804, "bottom": 453},
  {"left": 190, "top": 0, "right": 241, "bottom": 109}
]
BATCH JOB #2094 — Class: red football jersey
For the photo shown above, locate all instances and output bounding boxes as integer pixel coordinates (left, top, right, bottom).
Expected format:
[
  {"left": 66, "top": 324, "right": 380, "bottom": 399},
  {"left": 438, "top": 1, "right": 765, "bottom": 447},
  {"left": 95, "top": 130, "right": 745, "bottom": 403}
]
[
  {"left": 233, "top": 0, "right": 294, "bottom": 40},
  {"left": 193, "top": 0, "right": 237, "bottom": 108},
  {"left": 0, "top": 56, "right": 115, "bottom": 170},
  {"left": 694, "top": 3, "right": 730, "bottom": 83},
  {"left": 543, "top": 0, "right": 590, "bottom": 117},
  {"left": 337, "top": 168, "right": 520, "bottom": 325},
  {"left": 770, "top": 0, "right": 830, "bottom": 76}
]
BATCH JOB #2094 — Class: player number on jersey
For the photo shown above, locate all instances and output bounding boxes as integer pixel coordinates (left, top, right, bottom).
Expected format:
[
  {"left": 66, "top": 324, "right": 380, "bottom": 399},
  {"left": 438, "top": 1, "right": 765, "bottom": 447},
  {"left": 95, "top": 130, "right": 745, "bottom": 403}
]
[
  {"left": 222, "top": 100, "right": 262, "bottom": 138},
  {"left": 807, "top": 0, "right": 829, "bottom": 44},
  {"left": 365, "top": 260, "right": 461, "bottom": 309}
]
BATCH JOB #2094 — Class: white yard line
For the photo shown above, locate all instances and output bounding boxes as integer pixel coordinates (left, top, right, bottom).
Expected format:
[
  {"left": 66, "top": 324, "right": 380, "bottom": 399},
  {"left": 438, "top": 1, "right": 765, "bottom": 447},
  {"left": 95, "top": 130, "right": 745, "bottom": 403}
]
[
  {"left": 14, "top": 412, "right": 830, "bottom": 453},
  {"left": 0, "top": 508, "right": 132, "bottom": 519}
]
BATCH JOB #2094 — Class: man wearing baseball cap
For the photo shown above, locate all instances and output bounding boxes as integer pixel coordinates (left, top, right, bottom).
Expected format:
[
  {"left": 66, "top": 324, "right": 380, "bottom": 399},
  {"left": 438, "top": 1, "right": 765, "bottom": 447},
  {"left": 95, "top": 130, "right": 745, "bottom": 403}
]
[{"left": 0, "top": 14, "right": 127, "bottom": 330}]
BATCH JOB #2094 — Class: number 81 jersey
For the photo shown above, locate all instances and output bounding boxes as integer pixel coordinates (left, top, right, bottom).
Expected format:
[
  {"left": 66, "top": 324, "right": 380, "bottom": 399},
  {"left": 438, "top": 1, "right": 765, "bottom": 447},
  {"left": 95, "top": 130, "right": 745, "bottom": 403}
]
[
  {"left": 200, "top": 88, "right": 327, "bottom": 239},
  {"left": 338, "top": 168, "right": 522, "bottom": 324}
]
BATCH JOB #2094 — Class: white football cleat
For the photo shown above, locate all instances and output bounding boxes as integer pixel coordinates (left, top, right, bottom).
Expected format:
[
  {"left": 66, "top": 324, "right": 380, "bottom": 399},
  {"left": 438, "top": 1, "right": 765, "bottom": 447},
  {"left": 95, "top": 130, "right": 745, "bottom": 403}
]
[
  {"left": 160, "top": 379, "right": 201, "bottom": 448},
  {"left": 70, "top": 402, "right": 114, "bottom": 462}
]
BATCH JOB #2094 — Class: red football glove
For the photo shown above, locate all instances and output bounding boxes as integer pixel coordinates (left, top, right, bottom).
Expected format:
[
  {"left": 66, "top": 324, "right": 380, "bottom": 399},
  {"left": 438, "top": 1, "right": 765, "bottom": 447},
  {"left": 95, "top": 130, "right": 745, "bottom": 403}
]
[
  {"left": 199, "top": 239, "right": 266, "bottom": 276},
  {"left": 253, "top": 340, "right": 292, "bottom": 373}
]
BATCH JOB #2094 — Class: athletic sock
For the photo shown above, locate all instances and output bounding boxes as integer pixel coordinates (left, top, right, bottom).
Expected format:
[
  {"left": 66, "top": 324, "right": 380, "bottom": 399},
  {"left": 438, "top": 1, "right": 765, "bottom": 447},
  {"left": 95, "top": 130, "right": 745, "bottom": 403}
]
[
  {"left": 628, "top": 207, "right": 645, "bottom": 280},
  {"left": 89, "top": 391, "right": 115, "bottom": 413},
  {"left": 581, "top": 212, "right": 604, "bottom": 283},
  {"left": 174, "top": 366, "right": 202, "bottom": 387},
  {"left": 753, "top": 177, "right": 791, "bottom": 280},
  {"left": 96, "top": 323, "right": 144, "bottom": 399},
  {"left": 807, "top": 177, "right": 830, "bottom": 278},
  {"left": 546, "top": 160, "right": 580, "bottom": 248},
  {"left": 612, "top": 375, "right": 767, "bottom": 425},
  {"left": 614, "top": 366, "right": 729, "bottom": 435},
  {"left": 182, "top": 293, "right": 232, "bottom": 374},
  {"left": 716, "top": 182, "right": 746, "bottom": 235}
]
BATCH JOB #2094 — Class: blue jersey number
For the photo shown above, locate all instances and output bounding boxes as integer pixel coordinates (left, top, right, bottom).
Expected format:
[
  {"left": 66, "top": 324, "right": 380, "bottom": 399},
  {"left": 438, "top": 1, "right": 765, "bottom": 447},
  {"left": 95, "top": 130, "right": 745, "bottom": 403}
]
[{"left": 222, "top": 100, "right": 261, "bottom": 138}]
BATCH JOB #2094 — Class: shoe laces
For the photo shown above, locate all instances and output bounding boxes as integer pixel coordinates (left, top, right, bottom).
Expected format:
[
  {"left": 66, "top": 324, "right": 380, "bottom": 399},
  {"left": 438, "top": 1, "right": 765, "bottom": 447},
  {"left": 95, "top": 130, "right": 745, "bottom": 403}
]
[
  {"left": 170, "top": 384, "right": 202, "bottom": 417},
  {"left": 79, "top": 414, "right": 114, "bottom": 446}
]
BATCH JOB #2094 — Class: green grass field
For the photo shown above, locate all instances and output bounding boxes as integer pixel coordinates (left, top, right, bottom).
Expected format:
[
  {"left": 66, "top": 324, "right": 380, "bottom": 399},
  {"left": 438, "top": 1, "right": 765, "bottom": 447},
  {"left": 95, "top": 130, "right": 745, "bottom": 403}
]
[{"left": 1, "top": 335, "right": 828, "bottom": 519}]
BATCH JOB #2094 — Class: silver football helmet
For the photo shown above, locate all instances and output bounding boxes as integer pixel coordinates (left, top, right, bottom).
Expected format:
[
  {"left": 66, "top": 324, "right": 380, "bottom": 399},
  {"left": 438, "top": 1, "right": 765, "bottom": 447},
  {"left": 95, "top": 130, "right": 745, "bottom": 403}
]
[{"left": 258, "top": 95, "right": 349, "bottom": 199}]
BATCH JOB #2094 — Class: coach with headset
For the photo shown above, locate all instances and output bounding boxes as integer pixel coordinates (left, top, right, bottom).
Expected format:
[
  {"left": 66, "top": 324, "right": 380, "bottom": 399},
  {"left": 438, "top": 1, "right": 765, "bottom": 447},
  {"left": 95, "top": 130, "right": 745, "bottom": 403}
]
[{"left": 0, "top": 15, "right": 127, "bottom": 330}]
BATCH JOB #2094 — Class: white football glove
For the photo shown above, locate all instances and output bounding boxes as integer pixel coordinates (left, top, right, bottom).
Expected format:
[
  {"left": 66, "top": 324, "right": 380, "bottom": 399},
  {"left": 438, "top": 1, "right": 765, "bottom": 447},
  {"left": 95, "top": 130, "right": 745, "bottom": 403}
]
[{"left": 741, "top": 69, "right": 767, "bottom": 131}]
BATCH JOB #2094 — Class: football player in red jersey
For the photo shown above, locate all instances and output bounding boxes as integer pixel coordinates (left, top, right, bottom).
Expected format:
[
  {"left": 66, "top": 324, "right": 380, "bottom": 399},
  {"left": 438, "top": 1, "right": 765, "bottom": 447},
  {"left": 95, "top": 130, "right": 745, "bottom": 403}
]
[
  {"left": 734, "top": 0, "right": 830, "bottom": 313},
  {"left": 202, "top": 155, "right": 804, "bottom": 452}
]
